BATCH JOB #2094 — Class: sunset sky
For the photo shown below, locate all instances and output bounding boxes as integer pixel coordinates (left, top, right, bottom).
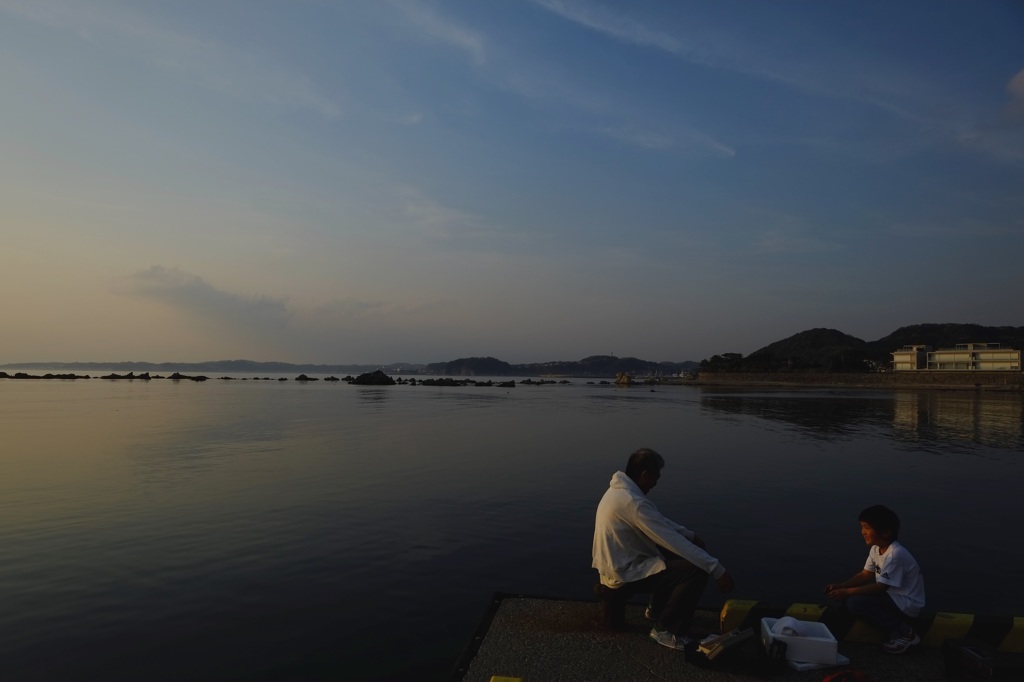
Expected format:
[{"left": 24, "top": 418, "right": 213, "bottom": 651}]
[{"left": 2, "top": 1, "right": 1022, "bottom": 365}]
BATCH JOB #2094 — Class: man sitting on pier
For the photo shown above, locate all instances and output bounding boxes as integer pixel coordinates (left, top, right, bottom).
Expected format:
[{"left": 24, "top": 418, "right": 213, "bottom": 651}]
[{"left": 593, "top": 447, "right": 735, "bottom": 650}]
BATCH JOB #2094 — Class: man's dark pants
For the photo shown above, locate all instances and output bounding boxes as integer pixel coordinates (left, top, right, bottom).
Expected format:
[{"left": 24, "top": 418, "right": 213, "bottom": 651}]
[{"left": 597, "top": 554, "right": 708, "bottom": 634}]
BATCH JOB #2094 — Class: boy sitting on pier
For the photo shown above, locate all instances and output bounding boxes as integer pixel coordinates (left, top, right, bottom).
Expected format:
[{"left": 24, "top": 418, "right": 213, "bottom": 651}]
[{"left": 825, "top": 504, "right": 926, "bottom": 654}]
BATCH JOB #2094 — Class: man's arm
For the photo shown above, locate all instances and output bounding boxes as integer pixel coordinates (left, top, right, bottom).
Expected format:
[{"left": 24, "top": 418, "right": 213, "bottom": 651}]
[
  {"left": 633, "top": 501, "right": 726, "bottom": 578},
  {"left": 664, "top": 517, "right": 697, "bottom": 541}
]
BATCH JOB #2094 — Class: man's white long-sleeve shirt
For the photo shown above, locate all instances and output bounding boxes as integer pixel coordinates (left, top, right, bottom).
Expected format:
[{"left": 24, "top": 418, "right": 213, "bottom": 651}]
[{"left": 592, "top": 471, "right": 726, "bottom": 588}]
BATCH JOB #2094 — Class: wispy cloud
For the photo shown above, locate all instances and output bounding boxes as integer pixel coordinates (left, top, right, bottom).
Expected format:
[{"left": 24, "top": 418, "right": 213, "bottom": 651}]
[
  {"left": 500, "top": 68, "right": 611, "bottom": 114},
  {"left": 530, "top": 0, "right": 694, "bottom": 59},
  {"left": 532, "top": 1, "right": 1024, "bottom": 165},
  {"left": 117, "top": 266, "right": 293, "bottom": 330},
  {"left": 925, "top": 68, "right": 1024, "bottom": 165},
  {"left": 497, "top": 58, "right": 736, "bottom": 157},
  {"left": 387, "top": 0, "right": 486, "bottom": 66},
  {"left": 598, "top": 126, "right": 675, "bottom": 151},
  {"left": 355, "top": 0, "right": 737, "bottom": 162},
  {"left": 691, "top": 132, "right": 737, "bottom": 158},
  {"left": 397, "top": 186, "right": 500, "bottom": 242},
  {"left": 597, "top": 125, "right": 735, "bottom": 158},
  {"left": 0, "top": 0, "right": 341, "bottom": 118},
  {"left": 529, "top": 0, "right": 930, "bottom": 125},
  {"left": 890, "top": 217, "right": 1024, "bottom": 240},
  {"left": 1006, "top": 68, "right": 1024, "bottom": 120}
]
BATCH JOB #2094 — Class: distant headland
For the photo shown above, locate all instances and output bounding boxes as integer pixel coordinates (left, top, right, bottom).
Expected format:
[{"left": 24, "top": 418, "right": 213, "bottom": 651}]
[
  {"left": 2, "top": 323, "right": 1022, "bottom": 379},
  {"left": 0, "top": 356, "right": 693, "bottom": 378}
]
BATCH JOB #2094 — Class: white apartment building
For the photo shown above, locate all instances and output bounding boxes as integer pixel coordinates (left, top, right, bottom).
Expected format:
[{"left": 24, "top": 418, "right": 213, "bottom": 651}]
[
  {"left": 892, "top": 342, "right": 1021, "bottom": 371},
  {"left": 927, "top": 343, "right": 1021, "bottom": 371},
  {"left": 892, "top": 345, "right": 929, "bottom": 371}
]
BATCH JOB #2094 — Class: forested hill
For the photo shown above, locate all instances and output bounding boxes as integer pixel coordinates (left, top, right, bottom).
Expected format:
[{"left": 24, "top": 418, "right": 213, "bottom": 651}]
[
  {"left": 870, "top": 324, "right": 1024, "bottom": 353},
  {"left": 701, "top": 323, "right": 1024, "bottom": 372}
]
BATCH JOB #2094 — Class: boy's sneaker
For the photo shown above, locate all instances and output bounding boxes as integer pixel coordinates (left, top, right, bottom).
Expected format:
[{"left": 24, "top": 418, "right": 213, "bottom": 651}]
[
  {"left": 649, "top": 626, "right": 693, "bottom": 651},
  {"left": 881, "top": 631, "right": 920, "bottom": 654}
]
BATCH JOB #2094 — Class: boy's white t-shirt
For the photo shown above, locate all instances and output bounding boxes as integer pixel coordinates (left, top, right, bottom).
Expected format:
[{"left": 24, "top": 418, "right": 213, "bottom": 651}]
[{"left": 864, "top": 540, "right": 926, "bottom": 616}]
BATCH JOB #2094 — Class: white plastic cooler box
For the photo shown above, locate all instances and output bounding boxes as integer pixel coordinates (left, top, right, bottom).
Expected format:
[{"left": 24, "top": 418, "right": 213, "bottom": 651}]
[{"left": 760, "top": 617, "right": 839, "bottom": 665}]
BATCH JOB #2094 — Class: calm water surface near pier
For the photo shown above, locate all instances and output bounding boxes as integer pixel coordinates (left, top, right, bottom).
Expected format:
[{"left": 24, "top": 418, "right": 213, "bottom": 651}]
[{"left": 2, "top": 377, "right": 1022, "bottom": 680}]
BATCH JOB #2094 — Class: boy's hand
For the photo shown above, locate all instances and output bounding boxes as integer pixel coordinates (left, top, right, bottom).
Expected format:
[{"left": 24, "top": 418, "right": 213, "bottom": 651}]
[{"left": 825, "top": 586, "right": 848, "bottom": 600}]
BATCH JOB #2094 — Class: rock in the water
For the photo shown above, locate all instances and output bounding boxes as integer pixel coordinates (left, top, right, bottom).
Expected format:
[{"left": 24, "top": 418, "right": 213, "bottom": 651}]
[{"left": 352, "top": 369, "right": 396, "bottom": 385}]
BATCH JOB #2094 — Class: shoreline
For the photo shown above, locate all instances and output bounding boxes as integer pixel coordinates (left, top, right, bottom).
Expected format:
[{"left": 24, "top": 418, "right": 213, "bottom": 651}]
[
  {"left": 3, "top": 369, "right": 1023, "bottom": 392},
  {"left": 653, "top": 371, "right": 1024, "bottom": 392}
]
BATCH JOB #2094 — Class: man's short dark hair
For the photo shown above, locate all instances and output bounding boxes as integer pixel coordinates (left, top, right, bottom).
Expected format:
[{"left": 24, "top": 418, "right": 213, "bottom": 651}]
[
  {"left": 625, "top": 448, "right": 665, "bottom": 481},
  {"left": 859, "top": 505, "right": 900, "bottom": 538}
]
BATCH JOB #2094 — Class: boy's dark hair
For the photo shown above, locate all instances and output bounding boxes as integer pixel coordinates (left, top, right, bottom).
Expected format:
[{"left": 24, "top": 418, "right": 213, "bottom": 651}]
[
  {"left": 625, "top": 448, "right": 664, "bottom": 481},
  {"left": 859, "top": 505, "right": 900, "bottom": 539}
]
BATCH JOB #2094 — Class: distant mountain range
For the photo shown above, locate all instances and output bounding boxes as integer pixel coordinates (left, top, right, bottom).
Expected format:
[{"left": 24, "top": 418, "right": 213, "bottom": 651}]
[
  {"left": 703, "top": 323, "right": 1024, "bottom": 372},
  {"left": 423, "top": 355, "right": 696, "bottom": 377},
  {"left": 0, "top": 359, "right": 419, "bottom": 375},
  {"left": 5, "top": 323, "right": 1021, "bottom": 377},
  {"left": 0, "top": 356, "right": 697, "bottom": 378}
]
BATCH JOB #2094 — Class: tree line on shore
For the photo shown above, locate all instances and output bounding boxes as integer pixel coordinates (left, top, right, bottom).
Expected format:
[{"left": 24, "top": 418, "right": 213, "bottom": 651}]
[{"left": 701, "top": 323, "right": 1024, "bottom": 373}]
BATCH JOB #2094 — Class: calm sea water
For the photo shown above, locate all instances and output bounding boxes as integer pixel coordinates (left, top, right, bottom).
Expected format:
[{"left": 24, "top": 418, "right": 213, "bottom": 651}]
[{"left": 2, "top": 376, "right": 1022, "bottom": 680}]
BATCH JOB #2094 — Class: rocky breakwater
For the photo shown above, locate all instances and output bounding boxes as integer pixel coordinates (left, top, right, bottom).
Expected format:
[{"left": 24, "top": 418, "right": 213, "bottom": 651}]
[
  {"left": 344, "top": 370, "right": 520, "bottom": 387},
  {"left": 0, "top": 371, "right": 92, "bottom": 380},
  {"left": 2, "top": 370, "right": 553, "bottom": 389},
  {"left": 0, "top": 371, "right": 355, "bottom": 382}
]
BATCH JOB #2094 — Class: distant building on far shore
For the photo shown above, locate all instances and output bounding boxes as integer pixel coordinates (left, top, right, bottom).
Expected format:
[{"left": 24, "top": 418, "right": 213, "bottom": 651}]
[
  {"left": 892, "top": 342, "right": 1022, "bottom": 371},
  {"left": 892, "top": 344, "right": 930, "bottom": 371}
]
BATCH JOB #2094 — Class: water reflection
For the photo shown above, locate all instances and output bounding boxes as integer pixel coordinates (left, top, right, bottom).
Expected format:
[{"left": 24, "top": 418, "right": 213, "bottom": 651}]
[
  {"left": 892, "top": 391, "right": 1024, "bottom": 452},
  {"left": 356, "top": 387, "right": 391, "bottom": 408},
  {"left": 699, "top": 389, "right": 892, "bottom": 440},
  {"left": 700, "top": 388, "right": 1024, "bottom": 453}
]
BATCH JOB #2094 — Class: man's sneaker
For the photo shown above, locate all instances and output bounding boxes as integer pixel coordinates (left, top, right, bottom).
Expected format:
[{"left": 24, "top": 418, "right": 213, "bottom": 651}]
[
  {"left": 881, "top": 631, "right": 920, "bottom": 654},
  {"left": 649, "top": 626, "right": 693, "bottom": 651}
]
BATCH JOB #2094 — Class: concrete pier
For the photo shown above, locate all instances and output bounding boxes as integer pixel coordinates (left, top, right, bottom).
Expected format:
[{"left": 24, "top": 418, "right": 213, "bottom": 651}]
[{"left": 453, "top": 594, "right": 1018, "bottom": 681}]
